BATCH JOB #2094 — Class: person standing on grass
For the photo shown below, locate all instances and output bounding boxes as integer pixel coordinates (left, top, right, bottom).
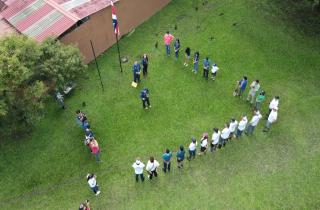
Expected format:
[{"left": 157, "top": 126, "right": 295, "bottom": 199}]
[
  {"left": 211, "top": 63, "right": 219, "bottom": 81},
  {"left": 229, "top": 118, "right": 238, "bottom": 140},
  {"left": 76, "top": 110, "right": 88, "bottom": 128},
  {"left": 140, "top": 88, "right": 151, "bottom": 109},
  {"left": 220, "top": 124, "right": 230, "bottom": 148},
  {"left": 267, "top": 96, "right": 280, "bottom": 118},
  {"left": 89, "top": 138, "right": 100, "bottom": 162},
  {"left": 146, "top": 156, "right": 160, "bottom": 180},
  {"left": 163, "top": 31, "right": 175, "bottom": 56},
  {"left": 199, "top": 133, "right": 208, "bottom": 155},
  {"left": 86, "top": 174, "right": 100, "bottom": 195},
  {"left": 236, "top": 115, "right": 248, "bottom": 138},
  {"left": 202, "top": 57, "right": 211, "bottom": 80},
  {"left": 79, "top": 200, "right": 90, "bottom": 210},
  {"left": 238, "top": 76, "right": 248, "bottom": 97},
  {"left": 132, "top": 158, "right": 145, "bottom": 182},
  {"left": 193, "top": 51, "right": 200, "bottom": 73},
  {"left": 162, "top": 149, "right": 173, "bottom": 173},
  {"left": 176, "top": 145, "right": 185, "bottom": 168},
  {"left": 174, "top": 38, "right": 180, "bottom": 60},
  {"left": 247, "top": 80, "right": 260, "bottom": 104},
  {"left": 211, "top": 128, "right": 221, "bottom": 152},
  {"left": 263, "top": 108, "right": 278, "bottom": 132},
  {"left": 141, "top": 54, "right": 149, "bottom": 78},
  {"left": 184, "top": 47, "right": 191, "bottom": 66},
  {"left": 255, "top": 91, "right": 266, "bottom": 111},
  {"left": 187, "top": 137, "right": 197, "bottom": 160},
  {"left": 133, "top": 61, "right": 141, "bottom": 83},
  {"left": 245, "top": 110, "right": 262, "bottom": 136}
]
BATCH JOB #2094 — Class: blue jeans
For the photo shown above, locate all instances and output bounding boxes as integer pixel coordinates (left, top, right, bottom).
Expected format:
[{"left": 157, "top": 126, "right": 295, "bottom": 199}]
[
  {"left": 188, "top": 149, "right": 196, "bottom": 160},
  {"left": 194, "top": 62, "right": 198, "bottom": 72},
  {"left": 175, "top": 50, "right": 179, "bottom": 59},
  {"left": 91, "top": 185, "right": 99, "bottom": 194},
  {"left": 166, "top": 45, "right": 170, "bottom": 56},
  {"left": 246, "top": 125, "right": 255, "bottom": 136},
  {"left": 94, "top": 151, "right": 100, "bottom": 162},
  {"left": 236, "top": 129, "right": 243, "bottom": 138}
]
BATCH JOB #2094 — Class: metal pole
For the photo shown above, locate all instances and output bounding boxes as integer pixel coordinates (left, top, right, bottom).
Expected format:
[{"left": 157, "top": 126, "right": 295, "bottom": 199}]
[
  {"left": 90, "top": 40, "right": 104, "bottom": 91},
  {"left": 115, "top": 33, "right": 123, "bottom": 72}
]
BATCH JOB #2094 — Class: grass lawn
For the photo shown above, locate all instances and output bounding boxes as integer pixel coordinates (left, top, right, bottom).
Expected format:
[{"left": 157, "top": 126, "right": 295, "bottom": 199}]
[{"left": 0, "top": 0, "right": 319, "bottom": 209}]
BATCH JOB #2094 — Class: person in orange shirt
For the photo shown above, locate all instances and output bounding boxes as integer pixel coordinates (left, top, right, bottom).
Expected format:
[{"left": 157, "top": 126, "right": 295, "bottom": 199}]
[{"left": 163, "top": 31, "right": 175, "bottom": 56}]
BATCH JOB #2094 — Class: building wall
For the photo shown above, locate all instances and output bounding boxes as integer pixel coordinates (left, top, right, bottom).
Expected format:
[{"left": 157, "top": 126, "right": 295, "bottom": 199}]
[{"left": 60, "top": 0, "right": 171, "bottom": 63}]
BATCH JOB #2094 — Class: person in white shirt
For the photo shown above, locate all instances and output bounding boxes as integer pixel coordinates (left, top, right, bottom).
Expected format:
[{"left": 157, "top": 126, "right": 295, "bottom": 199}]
[
  {"left": 267, "top": 96, "right": 279, "bottom": 118},
  {"left": 199, "top": 133, "right": 208, "bottom": 155},
  {"left": 211, "top": 63, "right": 219, "bottom": 80},
  {"left": 247, "top": 80, "right": 260, "bottom": 104},
  {"left": 220, "top": 124, "right": 230, "bottom": 147},
  {"left": 146, "top": 156, "right": 160, "bottom": 180},
  {"left": 187, "top": 137, "right": 197, "bottom": 160},
  {"left": 211, "top": 128, "right": 221, "bottom": 152},
  {"left": 229, "top": 118, "right": 238, "bottom": 139},
  {"left": 86, "top": 173, "right": 100, "bottom": 195},
  {"left": 263, "top": 108, "right": 278, "bottom": 132},
  {"left": 236, "top": 115, "right": 248, "bottom": 138},
  {"left": 132, "top": 158, "right": 145, "bottom": 182},
  {"left": 245, "top": 111, "right": 262, "bottom": 136}
]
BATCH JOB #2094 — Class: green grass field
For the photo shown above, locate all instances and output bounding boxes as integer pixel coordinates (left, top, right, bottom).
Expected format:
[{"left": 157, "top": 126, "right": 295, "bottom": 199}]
[{"left": 0, "top": 0, "right": 319, "bottom": 209}]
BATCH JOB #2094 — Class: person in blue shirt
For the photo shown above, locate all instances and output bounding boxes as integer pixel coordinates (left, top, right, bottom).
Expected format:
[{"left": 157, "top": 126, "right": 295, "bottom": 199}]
[
  {"left": 162, "top": 148, "right": 173, "bottom": 173},
  {"left": 202, "top": 57, "right": 212, "bottom": 80},
  {"left": 193, "top": 51, "right": 200, "bottom": 73},
  {"left": 176, "top": 145, "right": 185, "bottom": 169},
  {"left": 174, "top": 39, "right": 180, "bottom": 60},
  {"left": 238, "top": 76, "right": 248, "bottom": 97},
  {"left": 141, "top": 54, "right": 149, "bottom": 77},
  {"left": 132, "top": 61, "right": 141, "bottom": 83},
  {"left": 140, "top": 88, "right": 151, "bottom": 109}
]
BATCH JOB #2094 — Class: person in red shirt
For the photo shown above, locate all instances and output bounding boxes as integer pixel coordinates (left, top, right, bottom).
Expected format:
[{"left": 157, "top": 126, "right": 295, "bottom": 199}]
[
  {"left": 163, "top": 31, "right": 175, "bottom": 56},
  {"left": 89, "top": 138, "right": 100, "bottom": 162}
]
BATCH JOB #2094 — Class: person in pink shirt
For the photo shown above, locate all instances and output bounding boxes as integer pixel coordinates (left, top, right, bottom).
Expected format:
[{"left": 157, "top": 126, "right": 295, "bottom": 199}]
[
  {"left": 163, "top": 31, "right": 175, "bottom": 56},
  {"left": 89, "top": 138, "right": 100, "bottom": 162}
]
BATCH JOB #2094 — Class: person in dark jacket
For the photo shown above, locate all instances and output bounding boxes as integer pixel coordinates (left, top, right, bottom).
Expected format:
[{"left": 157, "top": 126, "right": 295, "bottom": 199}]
[
  {"left": 140, "top": 88, "right": 151, "bottom": 109},
  {"left": 133, "top": 61, "right": 141, "bottom": 83},
  {"left": 141, "top": 54, "right": 149, "bottom": 77}
]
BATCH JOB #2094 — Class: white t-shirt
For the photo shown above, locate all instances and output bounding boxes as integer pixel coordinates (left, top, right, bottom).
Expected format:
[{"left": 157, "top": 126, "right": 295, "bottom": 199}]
[
  {"left": 201, "top": 138, "right": 208, "bottom": 147},
  {"left": 221, "top": 127, "right": 230, "bottom": 139},
  {"left": 211, "top": 65, "right": 219, "bottom": 73},
  {"left": 250, "top": 114, "right": 262, "bottom": 126},
  {"left": 212, "top": 131, "right": 221, "bottom": 145},
  {"left": 269, "top": 99, "right": 279, "bottom": 110},
  {"left": 189, "top": 141, "right": 197, "bottom": 151},
  {"left": 238, "top": 117, "right": 248, "bottom": 131},
  {"left": 132, "top": 162, "right": 145, "bottom": 174},
  {"left": 88, "top": 177, "right": 97, "bottom": 188},
  {"left": 146, "top": 160, "right": 160, "bottom": 172},
  {"left": 268, "top": 110, "right": 278, "bottom": 123},
  {"left": 229, "top": 121, "right": 238, "bottom": 132}
]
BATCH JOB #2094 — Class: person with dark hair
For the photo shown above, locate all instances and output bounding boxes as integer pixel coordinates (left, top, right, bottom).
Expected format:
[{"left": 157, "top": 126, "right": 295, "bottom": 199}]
[
  {"left": 238, "top": 76, "right": 248, "bottom": 97},
  {"left": 220, "top": 124, "right": 230, "bottom": 148},
  {"left": 132, "top": 61, "right": 141, "bottom": 83},
  {"left": 174, "top": 38, "right": 180, "bottom": 60},
  {"left": 76, "top": 110, "right": 89, "bottom": 129},
  {"left": 236, "top": 115, "right": 248, "bottom": 138},
  {"left": 163, "top": 31, "right": 175, "bottom": 56},
  {"left": 247, "top": 80, "right": 260, "bottom": 104},
  {"left": 162, "top": 149, "right": 173, "bottom": 173},
  {"left": 211, "top": 63, "right": 219, "bottom": 80},
  {"left": 141, "top": 54, "right": 149, "bottom": 77},
  {"left": 132, "top": 157, "right": 145, "bottom": 182},
  {"left": 140, "top": 88, "right": 151, "bottom": 109},
  {"left": 176, "top": 145, "right": 185, "bottom": 168},
  {"left": 245, "top": 110, "right": 262, "bottom": 136},
  {"left": 255, "top": 91, "right": 266, "bottom": 111},
  {"left": 211, "top": 128, "right": 220, "bottom": 152},
  {"left": 84, "top": 128, "right": 94, "bottom": 145},
  {"left": 79, "top": 200, "right": 90, "bottom": 210},
  {"left": 229, "top": 118, "right": 238, "bottom": 140},
  {"left": 199, "top": 133, "right": 208, "bottom": 155},
  {"left": 146, "top": 156, "right": 160, "bottom": 180},
  {"left": 263, "top": 108, "right": 278, "bottom": 132},
  {"left": 184, "top": 47, "right": 191, "bottom": 66},
  {"left": 86, "top": 174, "right": 100, "bottom": 195},
  {"left": 193, "top": 52, "right": 200, "bottom": 73},
  {"left": 267, "top": 96, "right": 280, "bottom": 118},
  {"left": 187, "top": 137, "right": 197, "bottom": 160},
  {"left": 202, "top": 57, "right": 211, "bottom": 80},
  {"left": 88, "top": 138, "right": 100, "bottom": 162}
]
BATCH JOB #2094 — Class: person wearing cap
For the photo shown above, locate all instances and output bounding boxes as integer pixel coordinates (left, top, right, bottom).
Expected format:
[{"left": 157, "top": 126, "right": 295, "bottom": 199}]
[
  {"left": 140, "top": 88, "right": 151, "bottom": 109},
  {"left": 187, "top": 137, "right": 197, "bottom": 160},
  {"left": 211, "top": 128, "right": 221, "bottom": 152},
  {"left": 199, "top": 133, "right": 208, "bottom": 155},
  {"left": 86, "top": 174, "right": 100, "bottom": 195},
  {"left": 203, "top": 57, "right": 212, "bottom": 80},
  {"left": 163, "top": 31, "right": 175, "bottom": 56},
  {"left": 245, "top": 110, "right": 262, "bottom": 136},
  {"left": 236, "top": 115, "right": 248, "bottom": 138},
  {"left": 176, "top": 145, "right": 185, "bottom": 168},
  {"left": 229, "top": 118, "right": 238, "bottom": 140},
  {"left": 211, "top": 63, "right": 219, "bottom": 80},
  {"left": 263, "top": 108, "right": 278, "bottom": 132},
  {"left": 220, "top": 124, "right": 230, "bottom": 147},
  {"left": 266, "top": 96, "right": 280, "bottom": 118},
  {"left": 133, "top": 61, "right": 141, "bottom": 83},
  {"left": 162, "top": 149, "right": 173, "bottom": 173},
  {"left": 146, "top": 156, "right": 160, "bottom": 180},
  {"left": 247, "top": 80, "right": 260, "bottom": 104},
  {"left": 255, "top": 91, "right": 266, "bottom": 111},
  {"left": 132, "top": 158, "right": 145, "bottom": 182}
]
